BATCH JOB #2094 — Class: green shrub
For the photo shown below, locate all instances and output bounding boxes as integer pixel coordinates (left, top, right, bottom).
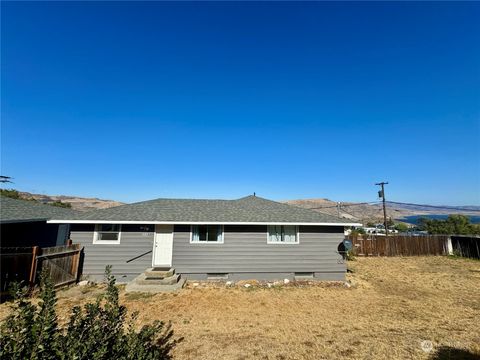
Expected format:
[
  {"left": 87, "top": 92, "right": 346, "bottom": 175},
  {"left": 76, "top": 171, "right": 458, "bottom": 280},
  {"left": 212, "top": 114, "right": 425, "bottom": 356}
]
[
  {"left": 0, "top": 267, "right": 178, "bottom": 360},
  {"left": 346, "top": 249, "right": 356, "bottom": 261},
  {"left": 0, "top": 188, "right": 37, "bottom": 202},
  {"left": 350, "top": 228, "right": 365, "bottom": 236},
  {"left": 49, "top": 201, "right": 72, "bottom": 208},
  {"left": 393, "top": 222, "right": 409, "bottom": 232}
]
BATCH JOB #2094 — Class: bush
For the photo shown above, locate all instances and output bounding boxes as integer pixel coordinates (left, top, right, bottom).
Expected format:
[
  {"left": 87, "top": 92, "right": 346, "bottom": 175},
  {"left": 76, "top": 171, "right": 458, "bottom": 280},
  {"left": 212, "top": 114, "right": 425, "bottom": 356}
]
[
  {"left": 0, "top": 267, "right": 178, "bottom": 360},
  {"left": 393, "top": 222, "right": 409, "bottom": 233},
  {"left": 350, "top": 228, "right": 365, "bottom": 236},
  {"left": 346, "top": 249, "right": 356, "bottom": 261},
  {"left": 0, "top": 189, "right": 22, "bottom": 199},
  {"left": 0, "top": 189, "right": 35, "bottom": 201},
  {"left": 49, "top": 201, "right": 72, "bottom": 208}
]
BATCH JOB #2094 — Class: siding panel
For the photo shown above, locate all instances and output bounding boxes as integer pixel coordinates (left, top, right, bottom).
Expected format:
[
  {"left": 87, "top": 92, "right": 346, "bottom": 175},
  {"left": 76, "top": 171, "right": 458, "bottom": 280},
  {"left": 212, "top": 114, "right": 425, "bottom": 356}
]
[
  {"left": 70, "top": 225, "right": 154, "bottom": 280},
  {"left": 172, "top": 225, "right": 345, "bottom": 274},
  {"left": 71, "top": 224, "right": 346, "bottom": 280}
]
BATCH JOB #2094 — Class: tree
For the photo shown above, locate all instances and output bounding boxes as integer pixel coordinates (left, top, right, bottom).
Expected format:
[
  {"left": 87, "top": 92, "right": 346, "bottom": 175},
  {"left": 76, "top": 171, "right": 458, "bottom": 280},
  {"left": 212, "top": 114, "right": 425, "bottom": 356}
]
[
  {"left": 0, "top": 176, "right": 13, "bottom": 183},
  {"left": 394, "top": 222, "right": 409, "bottom": 232},
  {"left": 418, "top": 215, "right": 480, "bottom": 235}
]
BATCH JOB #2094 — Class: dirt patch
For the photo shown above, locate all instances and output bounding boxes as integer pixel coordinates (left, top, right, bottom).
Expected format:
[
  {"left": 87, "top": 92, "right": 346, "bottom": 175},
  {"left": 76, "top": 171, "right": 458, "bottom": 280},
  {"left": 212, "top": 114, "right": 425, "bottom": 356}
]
[{"left": 1, "top": 256, "right": 479, "bottom": 359}]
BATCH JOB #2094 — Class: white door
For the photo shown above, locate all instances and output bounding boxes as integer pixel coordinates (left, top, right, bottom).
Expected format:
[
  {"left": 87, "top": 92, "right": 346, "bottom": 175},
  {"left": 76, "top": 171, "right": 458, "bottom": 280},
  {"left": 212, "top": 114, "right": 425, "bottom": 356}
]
[{"left": 153, "top": 225, "right": 173, "bottom": 267}]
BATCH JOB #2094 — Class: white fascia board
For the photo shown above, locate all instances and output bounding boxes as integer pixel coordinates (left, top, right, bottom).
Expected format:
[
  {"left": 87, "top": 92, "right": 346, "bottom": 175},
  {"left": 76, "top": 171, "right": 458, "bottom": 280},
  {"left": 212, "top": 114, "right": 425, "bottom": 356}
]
[
  {"left": 1, "top": 218, "right": 49, "bottom": 224},
  {"left": 47, "top": 219, "right": 362, "bottom": 226}
]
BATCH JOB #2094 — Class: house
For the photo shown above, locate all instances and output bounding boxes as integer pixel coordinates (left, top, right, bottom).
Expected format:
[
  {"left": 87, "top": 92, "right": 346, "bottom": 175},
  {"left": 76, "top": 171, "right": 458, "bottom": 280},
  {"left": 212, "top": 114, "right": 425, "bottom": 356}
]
[
  {"left": 0, "top": 195, "right": 76, "bottom": 248},
  {"left": 48, "top": 195, "right": 360, "bottom": 282}
]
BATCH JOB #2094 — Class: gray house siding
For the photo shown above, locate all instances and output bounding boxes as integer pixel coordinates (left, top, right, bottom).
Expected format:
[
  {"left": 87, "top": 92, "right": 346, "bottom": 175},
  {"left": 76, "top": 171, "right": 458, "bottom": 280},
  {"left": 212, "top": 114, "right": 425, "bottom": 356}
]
[
  {"left": 70, "top": 224, "right": 346, "bottom": 282},
  {"left": 69, "top": 224, "right": 155, "bottom": 282},
  {"left": 172, "top": 225, "right": 346, "bottom": 280}
]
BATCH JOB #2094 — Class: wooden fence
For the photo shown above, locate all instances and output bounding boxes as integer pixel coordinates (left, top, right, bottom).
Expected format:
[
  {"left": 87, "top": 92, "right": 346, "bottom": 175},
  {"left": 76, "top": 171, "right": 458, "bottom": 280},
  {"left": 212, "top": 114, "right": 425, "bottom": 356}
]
[
  {"left": 0, "top": 243, "right": 82, "bottom": 293},
  {"left": 451, "top": 236, "right": 480, "bottom": 259},
  {"left": 0, "top": 246, "right": 37, "bottom": 292},
  {"left": 36, "top": 244, "right": 83, "bottom": 287},
  {"left": 347, "top": 234, "right": 449, "bottom": 257}
]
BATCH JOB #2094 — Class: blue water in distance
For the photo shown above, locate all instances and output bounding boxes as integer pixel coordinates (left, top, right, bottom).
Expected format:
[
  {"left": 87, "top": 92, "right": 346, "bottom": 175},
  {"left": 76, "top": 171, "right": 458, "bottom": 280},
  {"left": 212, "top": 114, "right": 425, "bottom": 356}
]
[{"left": 397, "top": 215, "right": 480, "bottom": 224}]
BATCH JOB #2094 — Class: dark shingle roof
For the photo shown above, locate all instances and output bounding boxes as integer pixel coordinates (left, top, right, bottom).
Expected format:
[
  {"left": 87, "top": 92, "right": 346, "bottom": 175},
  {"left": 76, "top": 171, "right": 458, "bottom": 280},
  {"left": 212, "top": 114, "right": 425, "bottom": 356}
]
[
  {"left": 0, "top": 196, "right": 78, "bottom": 223},
  {"left": 48, "top": 195, "right": 358, "bottom": 224}
]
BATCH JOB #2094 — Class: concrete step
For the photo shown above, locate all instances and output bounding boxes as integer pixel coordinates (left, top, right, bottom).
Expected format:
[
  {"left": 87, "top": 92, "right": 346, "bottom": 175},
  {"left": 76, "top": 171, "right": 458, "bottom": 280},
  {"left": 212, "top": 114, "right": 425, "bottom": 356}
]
[
  {"left": 125, "top": 277, "right": 186, "bottom": 293},
  {"left": 135, "top": 273, "right": 181, "bottom": 286},
  {"left": 144, "top": 267, "right": 175, "bottom": 279}
]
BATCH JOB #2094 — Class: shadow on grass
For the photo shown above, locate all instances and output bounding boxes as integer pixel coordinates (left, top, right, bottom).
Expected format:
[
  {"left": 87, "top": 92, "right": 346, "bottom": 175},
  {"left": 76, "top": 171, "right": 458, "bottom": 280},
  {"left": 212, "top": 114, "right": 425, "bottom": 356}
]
[{"left": 430, "top": 346, "right": 480, "bottom": 360}]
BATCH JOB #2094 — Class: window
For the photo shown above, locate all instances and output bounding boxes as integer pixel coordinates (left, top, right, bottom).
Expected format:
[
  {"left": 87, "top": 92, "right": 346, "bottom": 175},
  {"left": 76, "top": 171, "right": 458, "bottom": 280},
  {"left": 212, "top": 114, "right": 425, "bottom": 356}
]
[
  {"left": 267, "top": 225, "right": 299, "bottom": 244},
  {"left": 191, "top": 225, "right": 224, "bottom": 243},
  {"left": 93, "top": 224, "right": 122, "bottom": 244}
]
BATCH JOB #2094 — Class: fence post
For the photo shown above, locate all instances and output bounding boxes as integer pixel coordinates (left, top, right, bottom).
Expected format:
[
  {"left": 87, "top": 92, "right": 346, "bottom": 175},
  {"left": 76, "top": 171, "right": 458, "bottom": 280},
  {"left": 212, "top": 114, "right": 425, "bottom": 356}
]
[
  {"left": 29, "top": 246, "right": 39, "bottom": 287},
  {"left": 73, "top": 247, "right": 80, "bottom": 282},
  {"left": 69, "top": 244, "right": 80, "bottom": 282},
  {"left": 446, "top": 237, "right": 453, "bottom": 255}
]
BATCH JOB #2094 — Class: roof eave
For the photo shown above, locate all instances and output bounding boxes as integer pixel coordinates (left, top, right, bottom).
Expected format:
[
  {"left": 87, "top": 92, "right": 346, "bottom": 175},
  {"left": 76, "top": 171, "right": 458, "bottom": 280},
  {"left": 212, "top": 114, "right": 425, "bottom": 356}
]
[
  {"left": 47, "top": 219, "right": 361, "bottom": 226},
  {"left": 1, "top": 218, "right": 50, "bottom": 224}
]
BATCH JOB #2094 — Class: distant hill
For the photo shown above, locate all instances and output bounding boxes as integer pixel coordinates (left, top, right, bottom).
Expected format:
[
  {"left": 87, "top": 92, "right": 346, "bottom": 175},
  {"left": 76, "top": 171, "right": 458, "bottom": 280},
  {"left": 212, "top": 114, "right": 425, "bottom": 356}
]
[
  {"left": 285, "top": 198, "right": 480, "bottom": 224},
  {"left": 16, "top": 191, "right": 124, "bottom": 212}
]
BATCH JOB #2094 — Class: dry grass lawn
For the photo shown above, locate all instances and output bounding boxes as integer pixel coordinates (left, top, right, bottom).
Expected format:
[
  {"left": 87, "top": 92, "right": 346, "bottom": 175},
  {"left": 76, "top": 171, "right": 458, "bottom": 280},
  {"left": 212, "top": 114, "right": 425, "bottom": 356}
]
[{"left": 1, "top": 256, "right": 479, "bottom": 359}]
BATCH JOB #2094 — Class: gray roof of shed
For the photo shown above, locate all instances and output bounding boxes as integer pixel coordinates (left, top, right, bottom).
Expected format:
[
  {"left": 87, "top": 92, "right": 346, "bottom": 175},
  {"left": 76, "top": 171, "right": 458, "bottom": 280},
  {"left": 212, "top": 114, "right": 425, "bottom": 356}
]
[
  {"left": 0, "top": 196, "right": 78, "bottom": 223},
  {"left": 48, "top": 195, "right": 358, "bottom": 225}
]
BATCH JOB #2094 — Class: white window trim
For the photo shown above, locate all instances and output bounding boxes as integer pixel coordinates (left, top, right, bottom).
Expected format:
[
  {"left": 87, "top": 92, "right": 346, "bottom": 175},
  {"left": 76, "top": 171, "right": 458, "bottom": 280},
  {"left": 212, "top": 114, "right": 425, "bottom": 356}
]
[
  {"left": 267, "top": 225, "right": 300, "bottom": 244},
  {"left": 93, "top": 224, "right": 122, "bottom": 245},
  {"left": 190, "top": 225, "right": 224, "bottom": 244}
]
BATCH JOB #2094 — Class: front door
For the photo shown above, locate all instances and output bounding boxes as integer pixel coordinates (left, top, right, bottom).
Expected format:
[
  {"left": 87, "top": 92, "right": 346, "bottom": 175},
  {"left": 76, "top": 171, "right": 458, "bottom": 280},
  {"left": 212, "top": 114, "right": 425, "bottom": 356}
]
[{"left": 153, "top": 225, "right": 173, "bottom": 267}]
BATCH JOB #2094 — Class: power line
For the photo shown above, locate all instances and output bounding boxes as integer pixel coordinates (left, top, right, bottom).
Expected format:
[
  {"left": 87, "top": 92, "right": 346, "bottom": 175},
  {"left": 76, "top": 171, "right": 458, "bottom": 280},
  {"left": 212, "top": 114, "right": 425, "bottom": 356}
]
[
  {"left": 306, "top": 201, "right": 381, "bottom": 210},
  {"left": 337, "top": 206, "right": 360, "bottom": 219},
  {"left": 386, "top": 201, "right": 480, "bottom": 212},
  {"left": 306, "top": 200, "right": 480, "bottom": 213}
]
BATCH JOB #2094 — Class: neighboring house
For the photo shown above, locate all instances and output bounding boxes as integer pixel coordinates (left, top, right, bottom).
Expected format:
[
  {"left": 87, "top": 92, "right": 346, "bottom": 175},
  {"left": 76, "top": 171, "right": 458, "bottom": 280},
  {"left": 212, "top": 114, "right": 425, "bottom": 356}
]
[
  {"left": 348, "top": 225, "right": 399, "bottom": 236},
  {"left": 0, "top": 195, "right": 75, "bottom": 248},
  {"left": 48, "top": 195, "right": 360, "bottom": 281}
]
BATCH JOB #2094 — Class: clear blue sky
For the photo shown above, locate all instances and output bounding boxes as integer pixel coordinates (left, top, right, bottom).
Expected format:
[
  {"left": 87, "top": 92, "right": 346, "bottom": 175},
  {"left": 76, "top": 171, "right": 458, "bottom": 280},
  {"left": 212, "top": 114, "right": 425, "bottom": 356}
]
[{"left": 1, "top": 2, "right": 479, "bottom": 205}]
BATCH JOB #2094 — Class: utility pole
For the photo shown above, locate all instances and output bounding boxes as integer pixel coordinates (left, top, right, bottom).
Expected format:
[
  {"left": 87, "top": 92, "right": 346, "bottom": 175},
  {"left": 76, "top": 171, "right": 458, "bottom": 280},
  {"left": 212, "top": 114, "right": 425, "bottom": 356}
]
[{"left": 375, "top": 182, "right": 389, "bottom": 236}]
